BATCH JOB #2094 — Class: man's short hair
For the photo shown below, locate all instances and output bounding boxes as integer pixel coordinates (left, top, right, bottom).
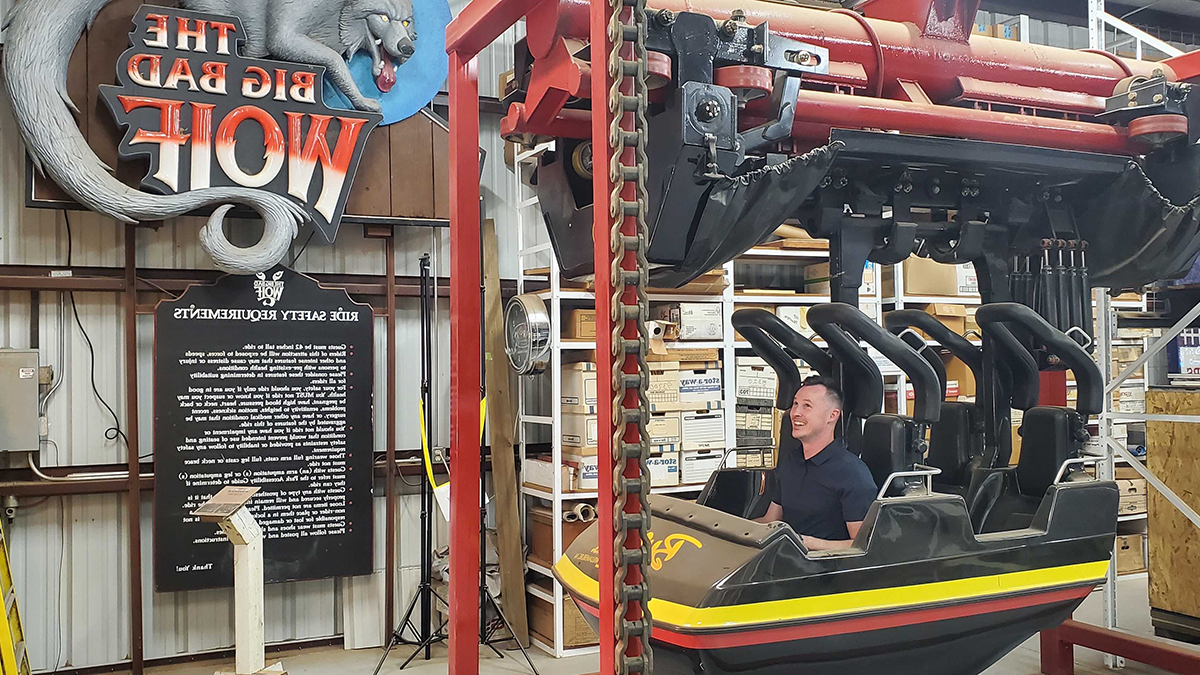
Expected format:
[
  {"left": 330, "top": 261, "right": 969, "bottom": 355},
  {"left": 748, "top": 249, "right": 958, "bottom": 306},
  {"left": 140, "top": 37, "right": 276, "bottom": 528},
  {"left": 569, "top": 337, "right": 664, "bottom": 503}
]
[{"left": 798, "top": 375, "right": 844, "bottom": 412}]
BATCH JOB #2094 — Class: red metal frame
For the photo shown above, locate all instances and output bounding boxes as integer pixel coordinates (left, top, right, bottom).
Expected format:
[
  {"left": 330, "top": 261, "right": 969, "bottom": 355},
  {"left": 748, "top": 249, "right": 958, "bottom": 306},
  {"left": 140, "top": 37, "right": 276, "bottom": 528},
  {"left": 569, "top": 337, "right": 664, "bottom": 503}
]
[
  {"left": 448, "top": 49, "right": 484, "bottom": 675},
  {"left": 1041, "top": 620, "right": 1200, "bottom": 675}
]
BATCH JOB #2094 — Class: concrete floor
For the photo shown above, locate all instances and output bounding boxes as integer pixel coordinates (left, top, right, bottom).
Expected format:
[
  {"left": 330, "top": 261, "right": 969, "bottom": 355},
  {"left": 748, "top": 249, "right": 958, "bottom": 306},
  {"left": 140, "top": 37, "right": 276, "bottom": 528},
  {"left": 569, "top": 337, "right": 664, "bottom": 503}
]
[{"left": 144, "top": 575, "right": 1193, "bottom": 675}]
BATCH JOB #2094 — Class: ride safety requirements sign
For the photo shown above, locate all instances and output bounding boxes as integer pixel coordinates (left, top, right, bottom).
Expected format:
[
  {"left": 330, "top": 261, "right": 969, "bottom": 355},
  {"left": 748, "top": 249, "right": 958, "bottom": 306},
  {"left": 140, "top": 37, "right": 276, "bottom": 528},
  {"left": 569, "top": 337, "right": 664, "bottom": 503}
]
[{"left": 153, "top": 266, "right": 373, "bottom": 591}]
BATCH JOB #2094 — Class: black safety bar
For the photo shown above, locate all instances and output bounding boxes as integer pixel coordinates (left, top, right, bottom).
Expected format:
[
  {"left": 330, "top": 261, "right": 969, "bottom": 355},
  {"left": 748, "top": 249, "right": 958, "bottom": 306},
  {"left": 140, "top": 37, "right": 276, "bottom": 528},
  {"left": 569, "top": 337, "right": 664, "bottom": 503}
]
[
  {"left": 983, "top": 320, "right": 1041, "bottom": 411},
  {"left": 976, "top": 303, "right": 1103, "bottom": 415},
  {"left": 896, "top": 331, "right": 948, "bottom": 401},
  {"left": 732, "top": 311, "right": 802, "bottom": 410},
  {"left": 802, "top": 317, "right": 883, "bottom": 419},
  {"left": 809, "top": 303, "right": 941, "bottom": 424},
  {"left": 733, "top": 310, "right": 833, "bottom": 374},
  {"left": 884, "top": 309, "right": 983, "bottom": 379}
]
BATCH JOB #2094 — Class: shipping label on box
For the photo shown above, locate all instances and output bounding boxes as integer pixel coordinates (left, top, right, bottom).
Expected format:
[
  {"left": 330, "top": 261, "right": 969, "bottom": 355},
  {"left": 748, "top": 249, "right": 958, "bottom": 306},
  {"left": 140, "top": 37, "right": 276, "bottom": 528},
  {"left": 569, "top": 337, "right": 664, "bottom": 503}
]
[
  {"left": 679, "top": 364, "right": 723, "bottom": 408},
  {"left": 682, "top": 448, "right": 724, "bottom": 484},
  {"left": 648, "top": 451, "right": 681, "bottom": 487},
  {"left": 653, "top": 303, "right": 723, "bottom": 341},
  {"left": 648, "top": 361, "right": 682, "bottom": 411},
  {"left": 776, "top": 306, "right": 812, "bottom": 336},
  {"left": 736, "top": 359, "right": 777, "bottom": 406},
  {"left": 562, "top": 413, "right": 599, "bottom": 448},
  {"left": 682, "top": 408, "right": 727, "bottom": 451},
  {"left": 956, "top": 263, "right": 979, "bottom": 296},
  {"left": 564, "top": 453, "right": 599, "bottom": 491},
  {"left": 648, "top": 411, "right": 682, "bottom": 448},
  {"left": 564, "top": 309, "right": 596, "bottom": 339},
  {"left": 561, "top": 362, "right": 598, "bottom": 412}
]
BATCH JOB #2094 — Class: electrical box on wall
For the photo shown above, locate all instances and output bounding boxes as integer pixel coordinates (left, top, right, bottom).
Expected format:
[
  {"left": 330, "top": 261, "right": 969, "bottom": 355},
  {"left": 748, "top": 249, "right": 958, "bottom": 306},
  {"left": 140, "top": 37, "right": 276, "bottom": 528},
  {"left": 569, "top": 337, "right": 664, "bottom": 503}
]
[{"left": 0, "top": 350, "right": 40, "bottom": 453}]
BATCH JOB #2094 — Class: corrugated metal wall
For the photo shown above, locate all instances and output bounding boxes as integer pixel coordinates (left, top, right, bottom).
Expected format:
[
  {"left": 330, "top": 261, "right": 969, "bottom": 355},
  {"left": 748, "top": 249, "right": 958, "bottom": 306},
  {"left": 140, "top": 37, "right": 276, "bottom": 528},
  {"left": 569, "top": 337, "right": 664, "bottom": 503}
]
[{"left": 0, "top": 12, "right": 522, "bottom": 670}]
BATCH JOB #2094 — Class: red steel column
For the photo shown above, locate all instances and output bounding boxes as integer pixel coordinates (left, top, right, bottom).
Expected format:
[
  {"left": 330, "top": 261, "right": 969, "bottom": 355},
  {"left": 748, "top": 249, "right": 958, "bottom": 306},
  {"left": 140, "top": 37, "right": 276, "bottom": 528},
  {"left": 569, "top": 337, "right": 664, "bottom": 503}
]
[{"left": 448, "top": 50, "right": 482, "bottom": 675}]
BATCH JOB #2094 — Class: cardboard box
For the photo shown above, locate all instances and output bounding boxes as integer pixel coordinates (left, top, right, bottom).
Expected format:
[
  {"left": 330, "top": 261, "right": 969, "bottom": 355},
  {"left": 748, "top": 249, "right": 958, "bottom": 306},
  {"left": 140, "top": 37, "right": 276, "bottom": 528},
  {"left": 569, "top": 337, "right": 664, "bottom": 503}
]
[
  {"left": 803, "top": 262, "right": 875, "bottom": 295},
  {"left": 648, "top": 411, "right": 682, "bottom": 449},
  {"left": 679, "top": 363, "right": 724, "bottom": 409},
  {"left": 735, "top": 404, "right": 775, "bottom": 447},
  {"left": 965, "top": 306, "right": 980, "bottom": 334},
  {"left": 682, "top": 408, "right": 727, "bottom": 451},
  {"left": 562, "top": 413, "right": 600, "bottom": 449},
  {"left": 1119, "top": 478, "right": 1148, "bottom": 515},
  {"left": 956, "top": 264, "right": 978, "bottom": 295},
  {"left": 564, "top": 309, "right": 596, "bottom": 339},
  {"left": 529, "top": 507, "right": 589, "bottom": 565},
  {"left": 1116, "top": 534, "right": 1146, "bottom": 575},
  {"left": 993, "top": 22, "right": 1021, "bottom": 41},
  {"left": 648, "top": 450, "right": 681, "bottom": 487},
  {"left": 776, "top": 306, "right": 813, "bottom": 337},
  {"left": 682, "top": 448, "right": 725, "bottom": 484},
  {"left": 883, "top": 256, "right": 977, "bottom": 297},
  {"left": 564, "top": 453, "right": 599, "bottom": 490},
  {"left": 529, "top": 584, "right": 598, "bottom": 648},
  {"left": 732, "top": 445, "right": 776, "bottom": 470},
  {"left": 653, "top": 303, "right": 723, "bottom": 341},
  {"left": 736, "top": 357, "right": 778, "bottom": 407},
  {"left": 561, "top": 362, "right": 598, "bottom": 413},
  {"left": 944, "top": 356, "right": 976, "bottom": 397},
  {"left": 920, "top": 303, "right": 967, "bottom": 336},
  {"left": 648, "top": 361, "right": 683, "bottom": 412},
  {"left": 647, "top": 347, "right": 721, "bottom": 363},
  {"left": 524, "top": 458, "right": 574, "bottom": 492}
]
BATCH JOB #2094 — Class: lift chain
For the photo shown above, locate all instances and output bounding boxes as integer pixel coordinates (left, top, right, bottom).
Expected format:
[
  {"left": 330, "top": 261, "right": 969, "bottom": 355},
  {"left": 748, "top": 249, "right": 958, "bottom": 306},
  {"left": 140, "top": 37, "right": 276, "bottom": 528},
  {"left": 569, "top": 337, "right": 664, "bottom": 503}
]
[{"left": 605, "top": 0, "right": 653, "bottom": 669}]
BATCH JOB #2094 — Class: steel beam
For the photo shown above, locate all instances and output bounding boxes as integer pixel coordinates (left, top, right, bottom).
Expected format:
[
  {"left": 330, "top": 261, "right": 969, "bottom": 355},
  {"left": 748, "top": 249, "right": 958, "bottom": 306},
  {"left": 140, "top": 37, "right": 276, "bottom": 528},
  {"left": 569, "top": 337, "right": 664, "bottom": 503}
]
[
  {"left": 448, "top": 50, "right": 482, "bottom": 675},
  {"left": 385, "top": 236, "right": 398, "bottom": 644},
  {"left": 124, "top": 225, "right": 145, "bottom": 675}
]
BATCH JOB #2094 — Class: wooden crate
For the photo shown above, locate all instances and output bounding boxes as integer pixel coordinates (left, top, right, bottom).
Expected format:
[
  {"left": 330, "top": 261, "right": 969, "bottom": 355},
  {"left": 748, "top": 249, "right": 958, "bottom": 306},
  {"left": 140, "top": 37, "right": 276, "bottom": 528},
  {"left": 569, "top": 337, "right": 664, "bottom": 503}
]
[
  {"left": 1146, "top": 388, "right": 1200, "bottom": 620},
  {"left": 528, "top": 582, "right": 598, "bottom": 648},
  {"left": 528, "top": 507, "right": 590, "bottom": 568}
]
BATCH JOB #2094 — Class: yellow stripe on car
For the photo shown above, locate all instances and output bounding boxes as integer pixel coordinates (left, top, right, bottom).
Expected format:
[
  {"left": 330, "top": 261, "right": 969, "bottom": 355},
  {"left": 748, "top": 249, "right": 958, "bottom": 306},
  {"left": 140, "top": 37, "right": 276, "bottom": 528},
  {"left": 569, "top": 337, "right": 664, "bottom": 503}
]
[{"left": 554, "top": 556, "right": 1108, "bottom": 629}]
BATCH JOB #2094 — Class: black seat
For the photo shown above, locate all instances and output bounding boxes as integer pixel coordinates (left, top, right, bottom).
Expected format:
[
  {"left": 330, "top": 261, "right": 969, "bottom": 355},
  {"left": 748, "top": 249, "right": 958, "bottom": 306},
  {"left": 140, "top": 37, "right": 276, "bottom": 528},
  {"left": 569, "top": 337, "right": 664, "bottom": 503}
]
[
  {"left": 883, "top": 310, "right": 986, "bottom": 493},
  {"left": 970, "top": 303, "right": 1102, "bottom": 533},
  {"left": 861, "top": 414, "right": 911, "bottom": 493},
  {"left": 697, "top": 467, "right": 773, "bottom": 520}
]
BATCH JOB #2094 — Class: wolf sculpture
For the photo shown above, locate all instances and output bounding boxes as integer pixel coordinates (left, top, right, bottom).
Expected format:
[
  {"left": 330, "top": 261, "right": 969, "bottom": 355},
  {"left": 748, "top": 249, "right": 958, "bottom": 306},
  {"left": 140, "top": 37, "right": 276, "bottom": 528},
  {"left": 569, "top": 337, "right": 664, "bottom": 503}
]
[{"left": 1, "top": 0, "right": 416, "bottom": 273}]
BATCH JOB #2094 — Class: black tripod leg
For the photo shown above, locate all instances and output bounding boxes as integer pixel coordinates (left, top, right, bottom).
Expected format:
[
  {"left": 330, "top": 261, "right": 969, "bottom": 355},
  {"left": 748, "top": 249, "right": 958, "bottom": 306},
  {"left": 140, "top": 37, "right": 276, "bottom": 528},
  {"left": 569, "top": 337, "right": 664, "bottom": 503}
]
[{"left": 484, "top": 590, "right": 541, "bottom": 675}]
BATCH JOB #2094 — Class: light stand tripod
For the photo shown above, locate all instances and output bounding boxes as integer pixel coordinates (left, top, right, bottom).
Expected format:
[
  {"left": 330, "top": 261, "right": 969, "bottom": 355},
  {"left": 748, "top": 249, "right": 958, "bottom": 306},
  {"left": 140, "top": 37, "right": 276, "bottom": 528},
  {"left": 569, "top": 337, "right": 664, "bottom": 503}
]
[{"left": 373, "top": 255, "right": 447, "bottom": 674}]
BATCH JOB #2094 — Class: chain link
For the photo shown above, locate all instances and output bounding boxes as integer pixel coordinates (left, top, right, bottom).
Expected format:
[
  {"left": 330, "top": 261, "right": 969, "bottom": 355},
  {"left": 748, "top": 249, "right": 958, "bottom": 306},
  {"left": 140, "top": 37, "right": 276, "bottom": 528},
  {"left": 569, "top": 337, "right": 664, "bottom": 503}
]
[{"left": 604, "top": 0, "right": 652, "bottom": 669}]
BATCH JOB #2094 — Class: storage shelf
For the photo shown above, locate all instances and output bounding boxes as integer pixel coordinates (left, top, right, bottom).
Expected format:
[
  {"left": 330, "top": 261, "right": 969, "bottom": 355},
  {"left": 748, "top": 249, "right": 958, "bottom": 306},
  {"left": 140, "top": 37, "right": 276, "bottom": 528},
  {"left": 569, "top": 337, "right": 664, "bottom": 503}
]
[
  {"left": 739, "top": 247, "right": 830, "bottom": 260},
  {"left": 735, "top": 294, "right": 878, "bottom": 305},
  {"left": 523, "top": 483, "right": 706, "bottom": 501},
  {"left": 886, "top": 295, "right": 982, "bottom": 305},
  {"left": 526, "top": 583, "right": 554, "bottom": 602},
  {"left": 527, "top": 559, "right": 554, "bottom": 578},
  {"left": 1118, "top": 513, "right": 1147, "bottom": 522},
  {"left": 533, "top": 288, "right": 731, "bottom": 303},
  {"left": 531, "top": 635, "right": 600, "bottom": 658}
]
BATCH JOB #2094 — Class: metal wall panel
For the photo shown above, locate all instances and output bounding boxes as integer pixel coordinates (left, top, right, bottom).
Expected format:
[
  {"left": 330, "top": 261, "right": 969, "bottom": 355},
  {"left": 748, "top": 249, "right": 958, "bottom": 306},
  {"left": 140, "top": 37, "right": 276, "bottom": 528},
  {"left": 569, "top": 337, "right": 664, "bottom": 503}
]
[{"left": 0, "top": 20, "right": 515, "bottom": 669}]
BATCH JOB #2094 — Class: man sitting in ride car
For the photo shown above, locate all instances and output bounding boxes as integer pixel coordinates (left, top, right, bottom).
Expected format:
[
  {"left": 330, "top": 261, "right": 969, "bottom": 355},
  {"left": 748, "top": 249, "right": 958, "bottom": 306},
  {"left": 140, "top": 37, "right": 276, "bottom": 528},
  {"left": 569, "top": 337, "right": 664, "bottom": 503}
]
[{"left": 755, "top": 376, "right": 877, "bottom": 551}]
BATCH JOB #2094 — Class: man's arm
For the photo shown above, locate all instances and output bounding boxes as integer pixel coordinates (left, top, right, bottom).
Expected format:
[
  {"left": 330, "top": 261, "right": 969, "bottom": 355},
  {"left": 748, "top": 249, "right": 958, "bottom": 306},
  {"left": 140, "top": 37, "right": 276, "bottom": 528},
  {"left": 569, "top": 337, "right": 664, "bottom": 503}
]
[
  {"left": 800, "top": 522, "right": 860, "bottom": 552},
  {"left": 754, "top": 501, "right": 783, "bottom": 524}
]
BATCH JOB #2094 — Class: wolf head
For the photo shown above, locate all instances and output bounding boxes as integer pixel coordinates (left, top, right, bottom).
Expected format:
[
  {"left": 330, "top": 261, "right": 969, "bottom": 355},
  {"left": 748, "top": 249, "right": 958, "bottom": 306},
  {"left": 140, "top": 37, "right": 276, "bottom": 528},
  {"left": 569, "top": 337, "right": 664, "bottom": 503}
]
[{"left": 341, "top": 0, "right": 419, "bottom": 94}]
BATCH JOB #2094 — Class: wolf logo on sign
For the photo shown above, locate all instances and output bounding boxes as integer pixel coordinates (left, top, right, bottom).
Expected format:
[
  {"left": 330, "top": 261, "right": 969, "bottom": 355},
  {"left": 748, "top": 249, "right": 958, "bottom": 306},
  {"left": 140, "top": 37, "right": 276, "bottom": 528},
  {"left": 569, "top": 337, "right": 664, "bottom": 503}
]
[{"left": 254, "top": 271, "right": 286, "bottom": 307}]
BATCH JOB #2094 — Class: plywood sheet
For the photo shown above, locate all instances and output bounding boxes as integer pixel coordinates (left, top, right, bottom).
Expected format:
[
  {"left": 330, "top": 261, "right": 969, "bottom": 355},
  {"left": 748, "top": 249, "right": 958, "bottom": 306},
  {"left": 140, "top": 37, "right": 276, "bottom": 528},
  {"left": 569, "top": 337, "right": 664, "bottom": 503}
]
[
  {"left": 389, "top": 115, "right": 435, "bottom": 218},
  {"left": 1145, "top": 387, "right": 1200, "bottom": 618},
  {"left": 344, "top": 126, "right": 392, "bottom": 216}
]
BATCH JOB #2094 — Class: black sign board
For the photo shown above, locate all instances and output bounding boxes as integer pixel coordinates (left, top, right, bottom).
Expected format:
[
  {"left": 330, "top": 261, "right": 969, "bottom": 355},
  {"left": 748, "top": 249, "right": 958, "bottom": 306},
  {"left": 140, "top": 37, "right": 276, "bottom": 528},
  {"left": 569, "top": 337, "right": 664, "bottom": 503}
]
[
  {"left": 154, "top": 267, "right": 373, "bottom": 591},
  {"left": 99, "top": 5, "right": 382, "bottom": 243}
]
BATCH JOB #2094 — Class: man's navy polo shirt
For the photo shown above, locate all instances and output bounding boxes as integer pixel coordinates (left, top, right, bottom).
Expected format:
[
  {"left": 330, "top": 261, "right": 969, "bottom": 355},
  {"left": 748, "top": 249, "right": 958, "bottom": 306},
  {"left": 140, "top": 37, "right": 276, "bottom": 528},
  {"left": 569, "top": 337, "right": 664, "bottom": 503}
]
[{"left": 764, "top": 436, "right": 877, "bottom": 541}]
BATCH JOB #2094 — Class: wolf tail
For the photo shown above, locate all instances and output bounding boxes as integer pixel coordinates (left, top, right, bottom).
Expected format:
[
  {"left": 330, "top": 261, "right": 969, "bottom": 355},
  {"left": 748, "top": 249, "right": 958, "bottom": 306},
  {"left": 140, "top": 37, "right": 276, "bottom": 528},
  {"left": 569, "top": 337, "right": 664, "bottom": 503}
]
[{"left": 2, "top": 0, "right": 307, "bottom": 274}]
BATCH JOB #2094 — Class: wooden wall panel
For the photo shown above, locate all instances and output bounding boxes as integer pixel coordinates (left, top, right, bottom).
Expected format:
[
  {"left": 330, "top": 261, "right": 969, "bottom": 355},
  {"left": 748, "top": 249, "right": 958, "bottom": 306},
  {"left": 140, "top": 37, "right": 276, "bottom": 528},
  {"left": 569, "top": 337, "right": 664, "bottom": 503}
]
[
  {"left": 345, "top": 126, "right": 393, "bottom": 216},
  {"left": 433, "top": 125, "right": 450, "bottom": 220},
  {"left": 1145, "top": 387, "right": 1200, "bottom": 620},
  {"left": 389, "top": 115, "right": 435, "bottom": 219}
]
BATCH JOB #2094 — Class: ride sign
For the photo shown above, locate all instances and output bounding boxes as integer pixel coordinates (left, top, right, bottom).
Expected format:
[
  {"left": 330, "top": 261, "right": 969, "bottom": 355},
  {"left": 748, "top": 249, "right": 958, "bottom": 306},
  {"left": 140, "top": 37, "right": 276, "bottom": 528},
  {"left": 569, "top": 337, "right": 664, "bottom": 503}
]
[{"left": 99, "top": 5, "right": 381, "bottom": 243}]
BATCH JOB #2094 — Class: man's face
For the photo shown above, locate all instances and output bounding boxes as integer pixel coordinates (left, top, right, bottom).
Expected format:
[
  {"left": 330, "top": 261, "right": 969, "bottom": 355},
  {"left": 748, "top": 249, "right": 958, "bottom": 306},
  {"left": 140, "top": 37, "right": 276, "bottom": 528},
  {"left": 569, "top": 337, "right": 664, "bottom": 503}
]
[{"left": 790, "top": 385, "right": 839, "bottom": 443}]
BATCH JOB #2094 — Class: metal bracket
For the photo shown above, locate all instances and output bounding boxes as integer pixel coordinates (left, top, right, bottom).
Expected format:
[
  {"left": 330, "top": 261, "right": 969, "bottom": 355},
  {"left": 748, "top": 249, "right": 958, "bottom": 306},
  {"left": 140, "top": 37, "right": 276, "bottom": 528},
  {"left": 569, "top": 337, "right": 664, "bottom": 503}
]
[
  {"left": 740, "top": 74, "right": 801, "bottom": 156},
  {"left": 682, "top": 81, "right": 738, "bottom": 151}
]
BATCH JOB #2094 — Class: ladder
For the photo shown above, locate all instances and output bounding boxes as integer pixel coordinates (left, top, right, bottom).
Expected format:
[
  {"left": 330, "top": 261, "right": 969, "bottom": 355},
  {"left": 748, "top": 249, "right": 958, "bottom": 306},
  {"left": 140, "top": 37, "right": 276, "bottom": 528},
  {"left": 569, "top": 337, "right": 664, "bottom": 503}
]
[{"left": 0, "top": 518, "right": 29, "bottom": 675}]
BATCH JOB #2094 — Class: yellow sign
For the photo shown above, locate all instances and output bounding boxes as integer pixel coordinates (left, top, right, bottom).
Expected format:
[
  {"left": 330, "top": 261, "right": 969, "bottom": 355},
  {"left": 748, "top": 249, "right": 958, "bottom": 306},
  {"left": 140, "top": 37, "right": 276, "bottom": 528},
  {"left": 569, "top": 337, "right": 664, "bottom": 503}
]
[{"left": 649, "top": 532, "right": 702, "bottom": 570}]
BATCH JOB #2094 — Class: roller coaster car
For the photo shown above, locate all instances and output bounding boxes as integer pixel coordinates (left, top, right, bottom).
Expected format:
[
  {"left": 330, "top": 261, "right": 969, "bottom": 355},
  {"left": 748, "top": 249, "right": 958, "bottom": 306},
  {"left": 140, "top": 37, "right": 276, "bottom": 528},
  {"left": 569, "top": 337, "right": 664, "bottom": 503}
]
[{"left": 554, "top": 303, "right": 1117, "bottom": 675}]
